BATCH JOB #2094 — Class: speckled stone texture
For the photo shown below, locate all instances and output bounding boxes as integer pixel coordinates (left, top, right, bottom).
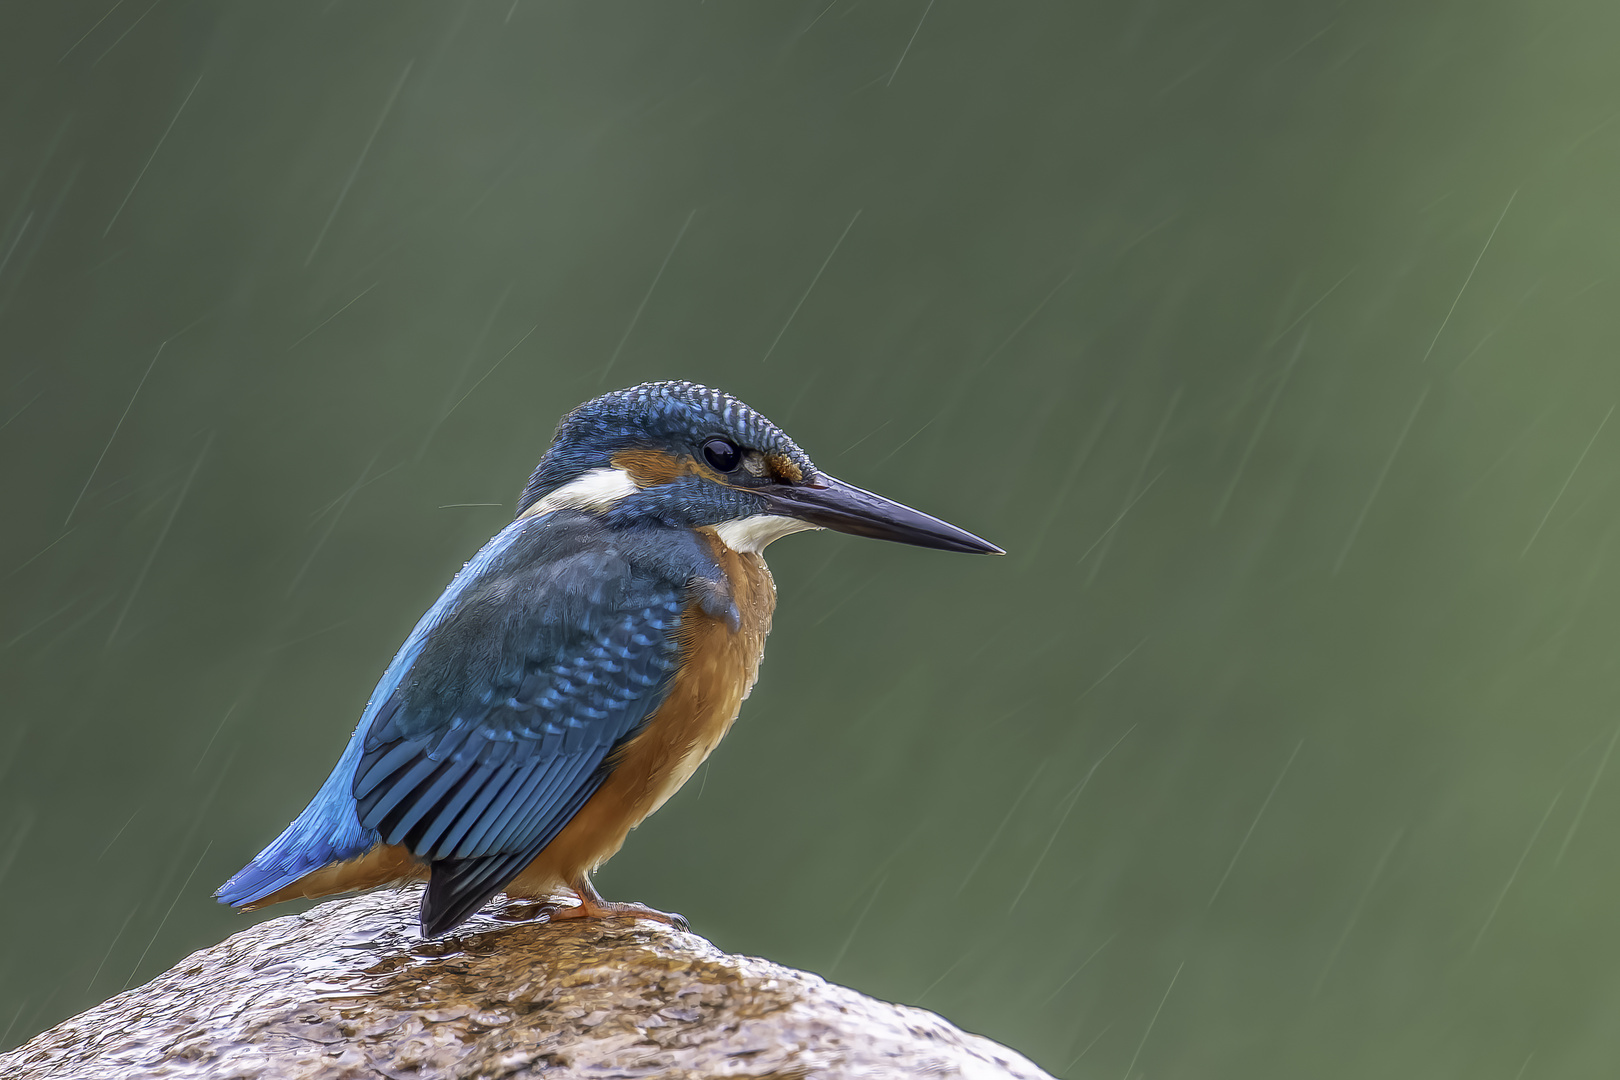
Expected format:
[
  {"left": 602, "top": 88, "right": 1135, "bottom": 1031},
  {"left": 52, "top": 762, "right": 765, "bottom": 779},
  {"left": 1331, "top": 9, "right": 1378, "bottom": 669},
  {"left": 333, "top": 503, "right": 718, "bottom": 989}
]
[{"left": 0, "top": 888, "right": 1053, "bottom": 1079}]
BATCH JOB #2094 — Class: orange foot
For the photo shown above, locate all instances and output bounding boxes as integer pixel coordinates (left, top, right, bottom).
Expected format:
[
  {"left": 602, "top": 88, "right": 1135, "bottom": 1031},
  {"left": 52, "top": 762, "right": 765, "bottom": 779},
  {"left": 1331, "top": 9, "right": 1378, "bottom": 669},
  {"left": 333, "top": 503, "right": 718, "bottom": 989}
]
[{"left": 544, "top": 875, "right": 689, "bottom": 931}]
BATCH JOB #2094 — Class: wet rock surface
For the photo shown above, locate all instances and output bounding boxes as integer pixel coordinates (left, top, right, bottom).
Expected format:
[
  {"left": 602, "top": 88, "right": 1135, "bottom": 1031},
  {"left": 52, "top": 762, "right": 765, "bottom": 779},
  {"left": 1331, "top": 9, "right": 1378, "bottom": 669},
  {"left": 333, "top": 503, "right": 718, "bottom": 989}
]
[{"left": 0, "top": 888, "right": 1052, "bottom": 1079}]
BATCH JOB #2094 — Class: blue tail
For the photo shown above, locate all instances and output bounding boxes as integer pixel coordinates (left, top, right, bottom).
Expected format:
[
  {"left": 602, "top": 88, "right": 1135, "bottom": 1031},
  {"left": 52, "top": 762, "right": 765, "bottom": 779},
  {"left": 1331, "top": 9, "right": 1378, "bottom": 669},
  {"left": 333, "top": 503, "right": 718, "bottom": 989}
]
[{"left": 216, "top": 732, "right": 375, "bottom": 907}]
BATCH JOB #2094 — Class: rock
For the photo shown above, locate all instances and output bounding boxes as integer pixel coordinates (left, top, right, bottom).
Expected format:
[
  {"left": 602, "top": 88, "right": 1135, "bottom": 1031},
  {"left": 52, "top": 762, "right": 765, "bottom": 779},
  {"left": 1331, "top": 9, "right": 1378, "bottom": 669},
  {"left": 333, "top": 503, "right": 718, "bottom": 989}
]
[{"left": 0, "top": 887, "right": 1053, "bottom": 1079}]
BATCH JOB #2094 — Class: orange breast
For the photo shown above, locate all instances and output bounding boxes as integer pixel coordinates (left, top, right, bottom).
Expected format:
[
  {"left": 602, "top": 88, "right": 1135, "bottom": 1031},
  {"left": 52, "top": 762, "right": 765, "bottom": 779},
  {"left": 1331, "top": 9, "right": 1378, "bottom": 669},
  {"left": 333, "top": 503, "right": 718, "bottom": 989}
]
[{"left": 503, "top": 534, "right": 776, "bottom": 896}]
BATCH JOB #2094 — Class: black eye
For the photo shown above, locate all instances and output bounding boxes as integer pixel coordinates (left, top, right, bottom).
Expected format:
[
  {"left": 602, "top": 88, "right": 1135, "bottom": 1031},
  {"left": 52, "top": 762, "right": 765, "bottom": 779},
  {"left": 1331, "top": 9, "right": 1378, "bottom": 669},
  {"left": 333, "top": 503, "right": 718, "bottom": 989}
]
[{"left": 702, "top": 437, "right": 742, "bottom": 473}]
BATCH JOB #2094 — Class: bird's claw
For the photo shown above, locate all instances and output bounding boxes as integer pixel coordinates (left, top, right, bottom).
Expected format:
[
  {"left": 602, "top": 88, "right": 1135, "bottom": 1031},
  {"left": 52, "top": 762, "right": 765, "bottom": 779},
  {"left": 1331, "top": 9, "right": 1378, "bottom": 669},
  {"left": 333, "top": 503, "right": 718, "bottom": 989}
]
[{"left": 546, "top": 893, "right": 689, "bottom": 931}]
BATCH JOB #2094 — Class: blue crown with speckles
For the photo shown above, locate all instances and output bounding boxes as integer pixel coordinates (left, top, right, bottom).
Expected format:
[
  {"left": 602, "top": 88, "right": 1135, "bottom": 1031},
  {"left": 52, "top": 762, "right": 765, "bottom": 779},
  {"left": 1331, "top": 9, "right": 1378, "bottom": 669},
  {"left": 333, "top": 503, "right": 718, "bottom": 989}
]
[{"left": 517, "top": 381, "right": 815, "bottom": 515}]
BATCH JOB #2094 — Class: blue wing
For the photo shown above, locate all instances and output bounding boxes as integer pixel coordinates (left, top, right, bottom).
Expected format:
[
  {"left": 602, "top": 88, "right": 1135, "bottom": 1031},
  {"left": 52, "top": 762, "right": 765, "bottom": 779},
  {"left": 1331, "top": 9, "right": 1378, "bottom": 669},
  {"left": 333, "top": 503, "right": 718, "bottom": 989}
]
[
  {"left": 218, "top": 514, "right": 715, "bottom": 933},
  {"left": 356, "top": 554, "right": 683, "bottom": 934}
]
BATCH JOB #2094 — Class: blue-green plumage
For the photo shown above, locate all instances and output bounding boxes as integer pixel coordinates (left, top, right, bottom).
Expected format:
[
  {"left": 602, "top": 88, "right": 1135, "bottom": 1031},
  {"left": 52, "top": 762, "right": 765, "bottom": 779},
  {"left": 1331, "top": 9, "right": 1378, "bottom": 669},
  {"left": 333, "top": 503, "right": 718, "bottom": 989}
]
[
  {"left": 219, "top": 380, "right": 1000, "bottom": 937},
  {"left": 218, "top": 513, "right": 732, "bottom": 932}
]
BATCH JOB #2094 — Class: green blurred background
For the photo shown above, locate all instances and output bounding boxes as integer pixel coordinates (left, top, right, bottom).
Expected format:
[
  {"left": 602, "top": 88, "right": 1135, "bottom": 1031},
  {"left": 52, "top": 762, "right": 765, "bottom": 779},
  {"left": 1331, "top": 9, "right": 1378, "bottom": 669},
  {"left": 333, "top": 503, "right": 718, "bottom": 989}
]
[{"left": 3, "top": 1, "right": 1619, "bottom": 1075}]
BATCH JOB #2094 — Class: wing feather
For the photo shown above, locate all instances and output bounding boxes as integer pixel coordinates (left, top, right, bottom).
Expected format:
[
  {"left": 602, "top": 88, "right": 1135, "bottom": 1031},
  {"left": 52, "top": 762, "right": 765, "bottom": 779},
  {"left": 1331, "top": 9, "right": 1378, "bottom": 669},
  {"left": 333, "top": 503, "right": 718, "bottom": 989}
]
[
  {"left": 352, "top": 741, "right": 419, "bottom": 799},
  {"left": 436, "top": 763, "right": 527, "bottom": 858},
  {"left": 377, "top": 757, "right": 477, "bottom": 845},
  {"left": 412, "top": 762, "right": 500, "bottom": 853}
]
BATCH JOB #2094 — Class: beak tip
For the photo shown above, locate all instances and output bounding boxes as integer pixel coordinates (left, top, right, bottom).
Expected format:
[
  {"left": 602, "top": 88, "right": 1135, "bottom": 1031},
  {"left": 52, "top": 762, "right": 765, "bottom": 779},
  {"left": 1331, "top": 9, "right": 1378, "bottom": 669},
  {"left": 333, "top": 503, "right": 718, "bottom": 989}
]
[{"left": 769, "top": 475, "right": 1005, "bottom": 557}]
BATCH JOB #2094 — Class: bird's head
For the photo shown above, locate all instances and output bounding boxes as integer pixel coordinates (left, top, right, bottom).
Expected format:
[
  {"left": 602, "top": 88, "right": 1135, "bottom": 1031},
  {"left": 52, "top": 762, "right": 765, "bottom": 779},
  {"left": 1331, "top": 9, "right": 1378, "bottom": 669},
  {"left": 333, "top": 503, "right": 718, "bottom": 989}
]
[{"left": 516, "top": 381, "right": 1001, "bottom": 555}]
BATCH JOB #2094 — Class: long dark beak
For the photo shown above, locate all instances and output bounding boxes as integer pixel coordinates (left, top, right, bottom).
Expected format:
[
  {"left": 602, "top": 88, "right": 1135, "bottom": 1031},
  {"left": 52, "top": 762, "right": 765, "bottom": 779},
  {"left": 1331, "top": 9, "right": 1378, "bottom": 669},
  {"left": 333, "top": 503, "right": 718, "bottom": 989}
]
[{"left": 765, "top": 475, "right": 1003, "bottom": 555}]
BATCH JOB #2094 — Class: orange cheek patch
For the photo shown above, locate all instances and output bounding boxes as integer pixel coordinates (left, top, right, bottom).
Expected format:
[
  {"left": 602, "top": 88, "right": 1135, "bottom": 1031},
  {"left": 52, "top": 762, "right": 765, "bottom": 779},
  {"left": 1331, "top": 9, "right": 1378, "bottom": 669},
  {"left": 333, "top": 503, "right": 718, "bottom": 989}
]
[
  {"left": 611, "top": 448, "right": 698, "bottom": 486},
  {"left": 612, "top": 448, "right": 735, "bottom": 487}
]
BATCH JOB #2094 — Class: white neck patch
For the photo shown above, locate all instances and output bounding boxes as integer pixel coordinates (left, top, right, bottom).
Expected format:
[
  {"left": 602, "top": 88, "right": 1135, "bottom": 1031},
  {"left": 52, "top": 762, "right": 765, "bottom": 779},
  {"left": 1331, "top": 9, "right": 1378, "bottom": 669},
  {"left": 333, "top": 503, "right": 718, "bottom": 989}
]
[
  {"left": 523, "top": 473, "right": 816, "bottom": 553},
  {"left": 713, "top": 514, "right": 818, "bottom": 553},
  {"left": 520, "top": 467, "right": 638, "bottom": 519}
]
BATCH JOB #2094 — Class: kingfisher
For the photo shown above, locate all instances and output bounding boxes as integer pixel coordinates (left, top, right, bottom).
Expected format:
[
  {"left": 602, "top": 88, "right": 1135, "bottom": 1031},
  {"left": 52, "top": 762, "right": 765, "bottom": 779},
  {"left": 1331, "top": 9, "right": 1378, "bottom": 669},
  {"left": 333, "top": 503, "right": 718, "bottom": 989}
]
[{"left": 218, "top": 381, "right": 1000, "bottom": 937}]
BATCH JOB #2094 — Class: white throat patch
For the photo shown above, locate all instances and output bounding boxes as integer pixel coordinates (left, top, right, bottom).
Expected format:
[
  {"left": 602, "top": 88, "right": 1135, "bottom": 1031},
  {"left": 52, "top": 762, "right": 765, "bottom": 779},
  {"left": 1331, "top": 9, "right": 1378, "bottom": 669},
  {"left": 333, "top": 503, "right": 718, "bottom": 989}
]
[
  {"left": 523, "top": 473, "right": 816, "bottom": 553},
  {"left": 713, "top": 514, "right": 817, "bottom": 553},
  {"left": 520, "top": 467, "right": 638, "bottom": 519}
]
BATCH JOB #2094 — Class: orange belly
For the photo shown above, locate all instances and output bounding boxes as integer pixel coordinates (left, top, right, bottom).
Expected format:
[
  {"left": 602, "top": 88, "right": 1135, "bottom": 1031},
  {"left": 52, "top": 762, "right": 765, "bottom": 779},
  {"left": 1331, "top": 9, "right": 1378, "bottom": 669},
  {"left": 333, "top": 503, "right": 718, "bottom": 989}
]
[{"left": 504, "top": 534, "right": 775, "bottom": 897}]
